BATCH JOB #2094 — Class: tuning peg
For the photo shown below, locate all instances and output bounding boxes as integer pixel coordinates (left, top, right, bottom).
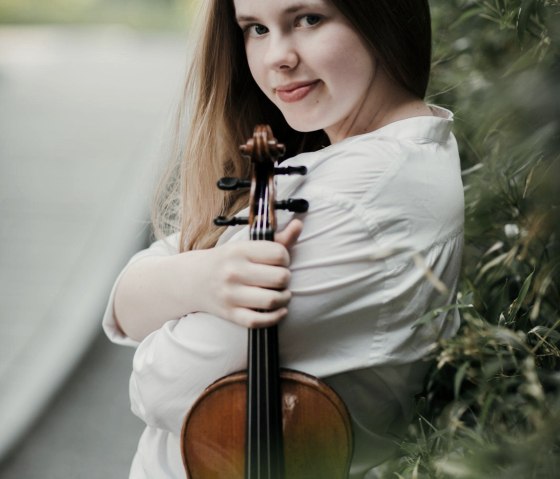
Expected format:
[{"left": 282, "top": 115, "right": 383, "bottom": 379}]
[
  {"left": 275, "top": 199, "right": 309, "bottom": 213},
  {"left": 274, "top": 166, "right": 307, "bottom": 176},
  {"left": 214, "top": 216, "right": 249, "bottom": 227},
  {"left": 217, "top": 177, "right": 251, "bottom": 190}
]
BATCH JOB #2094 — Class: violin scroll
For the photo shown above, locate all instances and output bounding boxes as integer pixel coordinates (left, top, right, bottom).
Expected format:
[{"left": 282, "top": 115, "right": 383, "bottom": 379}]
[
  {"left": 213, "top": 125, "right": 308, "bottom": 228},
  {"left": 239, "top": 124, "right": 286, "bottom": 161}
]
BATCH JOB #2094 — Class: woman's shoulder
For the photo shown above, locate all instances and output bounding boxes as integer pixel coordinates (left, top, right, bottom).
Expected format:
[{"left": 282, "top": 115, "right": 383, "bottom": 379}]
[
  {"left": 278, "top": 132, "right": 403, "bottom": 200},
  {"left": 279, "top": 110, "right": 458, "bottom": 203},
  {"left": 274, "top": 109, "right": 463, "bottom": 245},
  {"left": 286, "top": 106, "right": 456, "bottom": 170}
]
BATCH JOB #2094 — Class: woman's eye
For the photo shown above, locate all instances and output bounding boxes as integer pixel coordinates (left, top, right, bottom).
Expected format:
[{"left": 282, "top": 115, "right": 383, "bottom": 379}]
[
  {"left": 298, "top": 15, "right": 322, "bottom": 27},
  {"left": 246, "top": 24, "right": 269, "bottom": 37}
]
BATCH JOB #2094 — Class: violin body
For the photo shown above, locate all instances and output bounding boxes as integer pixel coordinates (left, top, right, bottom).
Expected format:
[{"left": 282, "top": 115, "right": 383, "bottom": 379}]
[
  {"left": 181, "top": 125, "right": 353, "bottom": 478},
  {"left": 181, "top": 369, "right": 353, "bottom": 479}
]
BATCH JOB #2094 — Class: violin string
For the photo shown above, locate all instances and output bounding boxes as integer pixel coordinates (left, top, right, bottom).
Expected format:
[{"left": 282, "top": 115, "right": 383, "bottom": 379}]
[
  {"left": 255, "top": 171, "right": 265, "bottom": 478},
  {"left": 260, "top": 179, "right": 269, "bottom": 477},
  {"left": 263, "top": 177, "right": 272, "bottom": 476},
  {"left": 249, "top": 156, "right": 281, "bottom": 477}
]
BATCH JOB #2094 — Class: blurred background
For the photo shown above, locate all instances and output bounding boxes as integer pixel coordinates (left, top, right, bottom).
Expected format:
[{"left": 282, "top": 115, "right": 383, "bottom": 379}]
[
  {"left": 0, "top": 1, "right": 559, "bottom": 478},
  {"left": 0, "top": 1, "right": 190, "bottom": 477}
]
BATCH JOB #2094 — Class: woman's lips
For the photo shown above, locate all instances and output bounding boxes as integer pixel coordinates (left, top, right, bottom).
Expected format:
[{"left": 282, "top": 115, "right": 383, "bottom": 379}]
[{"left": 275, "top": 80, "right": 319, "bottom": 103}]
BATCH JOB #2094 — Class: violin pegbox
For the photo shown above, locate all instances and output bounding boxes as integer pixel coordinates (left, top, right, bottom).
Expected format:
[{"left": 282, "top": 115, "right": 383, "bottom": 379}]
[{"left": 214, "top": 125, "right": 309, "bottom": 229}]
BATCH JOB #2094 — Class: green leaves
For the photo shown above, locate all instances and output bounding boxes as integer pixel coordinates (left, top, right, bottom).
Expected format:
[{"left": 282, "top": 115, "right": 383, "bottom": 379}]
[
  {"left": 517, "top": 0, "right": 546, "bottom": 41},
  {"left": 505, "top": 271, "right": 534, "bottom": 325},
  {"left": 378, "top": 0, "right": 560, "bottom": 476}
]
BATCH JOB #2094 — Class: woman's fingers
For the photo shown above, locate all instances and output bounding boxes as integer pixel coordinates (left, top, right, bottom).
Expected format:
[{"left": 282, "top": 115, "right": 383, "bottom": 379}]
[
  {"left": 226, "top": 284, "right": 292, "bottom": 311},
  {"left": 228, "top": 306, "right": 289, "bottom": 329},
  {"left": 221, "top": 261, "right": 291, "bottom": 290},
  {"left": 203, "top": 220, "right": 304, "bottom": 326},
  {"left": 274, "top": 219, "right": 303, "bottom": 250},
  {"left": 238, "top": 241, "right": 291, "bottom": 267},
  {"left": 224, "top": 219, "right": 303, "bottom": 267}
]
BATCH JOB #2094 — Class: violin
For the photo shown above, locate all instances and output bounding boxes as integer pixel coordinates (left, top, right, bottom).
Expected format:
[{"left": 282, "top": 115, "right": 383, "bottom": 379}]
[{"left": 180, "top": 125, "right": 353, "bottom": 479}]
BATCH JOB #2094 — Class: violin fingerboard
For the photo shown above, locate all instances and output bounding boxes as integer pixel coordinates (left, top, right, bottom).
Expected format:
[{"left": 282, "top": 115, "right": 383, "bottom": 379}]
[{"left": 246, "top": 325, "right": 284, "bottom": 479}]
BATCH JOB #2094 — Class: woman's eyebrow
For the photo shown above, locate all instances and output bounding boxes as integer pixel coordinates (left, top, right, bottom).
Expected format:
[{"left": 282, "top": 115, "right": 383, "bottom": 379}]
[
  {"left": 236, "top": 14, "right": 258, "bottom": 23},
  {"left": 236, "top": 2, "right": 325, "bottom": 23}
]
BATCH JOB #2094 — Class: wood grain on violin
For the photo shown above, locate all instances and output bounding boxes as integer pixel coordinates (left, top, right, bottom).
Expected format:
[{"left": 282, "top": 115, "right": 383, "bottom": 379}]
[{"left": 181, "top": 125, "right": 353, "bottom": 479}]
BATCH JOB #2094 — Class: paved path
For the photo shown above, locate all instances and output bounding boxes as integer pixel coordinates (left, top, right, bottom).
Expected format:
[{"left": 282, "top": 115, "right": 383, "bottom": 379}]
[
  {"left": 0, "top": 334, "right": 143, "bottom": 478},
  {"left": 0, "top": 25, "right": 187, "bottom": 477}
]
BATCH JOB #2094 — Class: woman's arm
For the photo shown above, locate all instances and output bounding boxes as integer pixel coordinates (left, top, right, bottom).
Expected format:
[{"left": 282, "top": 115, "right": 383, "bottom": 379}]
[{"left": 113, "top": 220, "right": 303, "bottom": 342}]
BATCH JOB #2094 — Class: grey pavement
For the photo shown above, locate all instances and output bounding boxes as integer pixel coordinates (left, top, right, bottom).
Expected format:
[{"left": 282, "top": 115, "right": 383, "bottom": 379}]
[
  {"left": 0, "top": 25, "right": 188, "bottom": 477},
  {"left": 0, "top": 333, "right": 143, "bottom": 478}
]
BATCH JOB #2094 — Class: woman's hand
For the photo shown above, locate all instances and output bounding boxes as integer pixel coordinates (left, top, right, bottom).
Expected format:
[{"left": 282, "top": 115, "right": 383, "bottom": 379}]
[
  {"left": 189, "top": 219, "right": 303, "bottom": 328},
  {"left": 114, "top": 220, "right": 303, "bottom": 341}
]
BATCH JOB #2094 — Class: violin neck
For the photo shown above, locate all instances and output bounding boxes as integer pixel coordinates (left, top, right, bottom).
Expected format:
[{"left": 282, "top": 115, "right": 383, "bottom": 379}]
[{"left": 246, "top": 325, "right": 284, "bottom": 479}]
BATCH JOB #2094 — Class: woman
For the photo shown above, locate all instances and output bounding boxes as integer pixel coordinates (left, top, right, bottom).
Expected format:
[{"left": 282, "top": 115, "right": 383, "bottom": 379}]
[{"left": 103, "top": 0, "right": 464, "bottom": 477}]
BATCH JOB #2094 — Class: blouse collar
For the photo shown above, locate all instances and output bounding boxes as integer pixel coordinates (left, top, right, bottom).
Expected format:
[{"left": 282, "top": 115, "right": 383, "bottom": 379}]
[{"left": 337, "top": 105, "right": 454, "bottom": 147}]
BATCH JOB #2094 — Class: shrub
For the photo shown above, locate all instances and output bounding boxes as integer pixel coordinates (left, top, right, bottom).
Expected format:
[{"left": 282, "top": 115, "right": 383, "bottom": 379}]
[{"left": 382, "top": 1, "right": 560, "bottom": 477}]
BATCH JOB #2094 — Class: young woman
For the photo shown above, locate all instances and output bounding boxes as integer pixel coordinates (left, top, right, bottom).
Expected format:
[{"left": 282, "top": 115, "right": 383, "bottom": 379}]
[{"left": 103, "top": 0, "right": 464, "bottom": 477}]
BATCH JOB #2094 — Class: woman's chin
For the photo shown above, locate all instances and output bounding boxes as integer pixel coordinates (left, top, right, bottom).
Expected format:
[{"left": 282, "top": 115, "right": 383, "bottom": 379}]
[{"left": 284, "top": 117, "right": 323, "bottom": 134}]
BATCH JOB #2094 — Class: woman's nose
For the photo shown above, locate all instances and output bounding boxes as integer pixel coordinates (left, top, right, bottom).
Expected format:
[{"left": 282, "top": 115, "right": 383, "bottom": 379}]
[{"left": 265, "top": 35, "right": 299, "bottom": 71}]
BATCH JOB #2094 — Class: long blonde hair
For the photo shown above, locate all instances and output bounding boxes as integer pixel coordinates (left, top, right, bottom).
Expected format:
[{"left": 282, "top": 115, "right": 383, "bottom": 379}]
[
  {"left": 152, "top": 0, "right": 431, "bottom": 252},
  {"left": 152, "top": 1, "right": 250, "bottom": 252},
  {"left": 153, "top": 0, "right": 326, "bottom": 251}
]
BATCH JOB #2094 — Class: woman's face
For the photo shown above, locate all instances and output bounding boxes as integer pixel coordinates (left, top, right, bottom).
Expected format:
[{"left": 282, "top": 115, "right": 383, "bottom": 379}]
[{"left": 233, "top": 0, "right": 382, "bottom": 143}]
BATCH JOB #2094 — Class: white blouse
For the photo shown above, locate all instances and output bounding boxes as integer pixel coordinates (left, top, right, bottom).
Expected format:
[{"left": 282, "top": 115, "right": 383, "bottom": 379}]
[{"left": 103, "top": 106, "right": 464, "bottom": 478}]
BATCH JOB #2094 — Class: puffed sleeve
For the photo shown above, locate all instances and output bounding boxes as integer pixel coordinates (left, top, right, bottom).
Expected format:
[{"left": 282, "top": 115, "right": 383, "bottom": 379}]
[
  {"left": 129, "top": 311, "right": 247, "bottom": 434},
  {"left": 102, "top": 233, "right": 180, "bottom": 347}
]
